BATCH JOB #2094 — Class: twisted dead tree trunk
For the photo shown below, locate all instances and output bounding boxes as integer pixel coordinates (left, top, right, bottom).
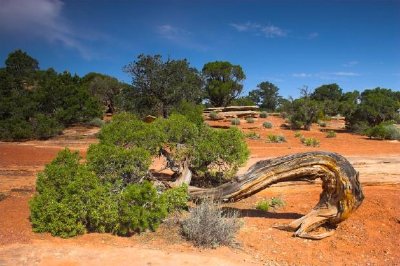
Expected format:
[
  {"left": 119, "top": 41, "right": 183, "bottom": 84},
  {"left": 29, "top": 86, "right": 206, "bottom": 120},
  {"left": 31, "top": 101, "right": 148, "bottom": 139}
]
[{"left": 188, "top": 151, "right": 364, "bottom": 240}]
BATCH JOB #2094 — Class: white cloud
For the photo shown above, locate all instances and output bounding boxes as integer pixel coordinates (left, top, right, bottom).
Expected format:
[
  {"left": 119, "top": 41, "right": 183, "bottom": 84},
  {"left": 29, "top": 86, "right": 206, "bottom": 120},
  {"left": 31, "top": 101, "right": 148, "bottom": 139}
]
[
  {"left": 292, "top": 73, "right": 312, "bottom": 78},
  {"left": 0, "top": 0, "right": 95, "bottom": 59},
  {"left": 332, "top": 72, "right": 360, "bottom": 76},
  {"left": 230, "top": 22, "right": 287, "bottom": 38},
  {"left": 343, "top": 61, "right": 359, "bottom": 67},
  {"left": 156, "top": 24, "right": 208, "bottom": 51}
]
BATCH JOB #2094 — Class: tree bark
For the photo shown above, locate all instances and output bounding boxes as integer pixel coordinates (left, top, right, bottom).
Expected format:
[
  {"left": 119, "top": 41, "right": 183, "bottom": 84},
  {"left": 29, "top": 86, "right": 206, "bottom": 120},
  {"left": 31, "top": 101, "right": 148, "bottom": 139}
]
[{"left": 189, "top": 151, "right": 364, "bottom": 239}]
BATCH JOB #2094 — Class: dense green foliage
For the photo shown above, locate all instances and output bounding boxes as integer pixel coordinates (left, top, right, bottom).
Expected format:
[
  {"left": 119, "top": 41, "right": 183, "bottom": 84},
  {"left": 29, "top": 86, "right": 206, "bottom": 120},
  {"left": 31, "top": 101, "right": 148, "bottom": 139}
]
[
  {"left": 202, "top": 61, "right": 245, "bottom": 107},
  {"left": 288, "top": 98, "right": 322, "bottom": 130},
  {"left": 0, "top": 50, "right": 103, "bottom": 140},
  {"left": 365, "top": 122, "right": 400, "bottom": 140},
  {"left": 311, "top": 83, "right": 343, "bottom": 116},
  {"left": 249, "top": 81, "right": 281, "bottom": 111},
  {"left": 123, "top": 54, "right": 203, "bottom": 117}
]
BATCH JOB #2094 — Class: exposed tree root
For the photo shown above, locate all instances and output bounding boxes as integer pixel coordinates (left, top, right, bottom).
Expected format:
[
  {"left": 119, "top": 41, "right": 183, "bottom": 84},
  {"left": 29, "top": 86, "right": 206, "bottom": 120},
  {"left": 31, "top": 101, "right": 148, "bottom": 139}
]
[{"left": 188, "top": 151, "right": 364, "bottom": 239}]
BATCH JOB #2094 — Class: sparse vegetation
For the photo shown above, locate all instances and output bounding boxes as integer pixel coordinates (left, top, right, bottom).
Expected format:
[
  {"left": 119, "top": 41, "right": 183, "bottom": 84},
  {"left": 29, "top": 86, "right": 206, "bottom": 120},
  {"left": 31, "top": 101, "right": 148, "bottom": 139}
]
[
  {"left": 259, "top": 111, "right": 268, "bottom": 118},
  {"left": 256, "top": 197, "right": 286, "bottom": 212},
  {"left": 262, "top": 121, "right": 273, "bottom": 128},
  {"left": 209, "top": 111, "right": 220, "bottom": 120},
  {"left": 246, "top": 117, "right": 255, "bottom": 123},
  {"left": 318, "top": 121, "right": 327, "bottom": 127},
  {"left": 301, "top": 137, "right": 320, "bottom": 147},
  {"left": 231, "top": 118, "right": 241, "bottom": 125},
  {"left": 245, "top": 131, "right": 260, "bottom": 139},
  {"left": 326, "top": 130, "right": 337, "bottom": 138},
  {"left": 294, "top": 131, "right": 303, "bottom": 138},
  {"left": 181, "top": 200, "right": 241, "bottom": 248},
  {"left": 267, "top": 134, "right": 286, "bottom": 143}
]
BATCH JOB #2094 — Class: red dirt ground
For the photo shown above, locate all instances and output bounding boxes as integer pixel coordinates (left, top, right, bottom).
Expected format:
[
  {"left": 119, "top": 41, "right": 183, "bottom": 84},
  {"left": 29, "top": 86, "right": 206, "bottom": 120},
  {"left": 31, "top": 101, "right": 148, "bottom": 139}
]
[{"left": 0, "top": 118, "right": 399, "bottom": 265}]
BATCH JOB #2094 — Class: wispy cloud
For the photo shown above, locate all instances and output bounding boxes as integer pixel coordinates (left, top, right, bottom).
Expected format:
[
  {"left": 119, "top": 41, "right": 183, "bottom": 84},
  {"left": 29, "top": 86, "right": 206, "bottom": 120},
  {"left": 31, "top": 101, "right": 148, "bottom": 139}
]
[
  {"left": 156, "top": 24, "right": 208, "bottom": 51},
  {"left": 230, "top": 22, "right": 287, "bottom": 38},
  {"left": 343, "top": 61, "right": 359, "bottom": 67},
  {"left": 292, "top": 73, "right": 313, "bottom": 78},
  {"left": 332, "top": 72, "right": 360, "bottom": 76},
  {"left": 307, "top": 32, "right": 319, "bottom": 39},
  {"left": 0, "top": 0, "right": 102, "bottom": 60}
]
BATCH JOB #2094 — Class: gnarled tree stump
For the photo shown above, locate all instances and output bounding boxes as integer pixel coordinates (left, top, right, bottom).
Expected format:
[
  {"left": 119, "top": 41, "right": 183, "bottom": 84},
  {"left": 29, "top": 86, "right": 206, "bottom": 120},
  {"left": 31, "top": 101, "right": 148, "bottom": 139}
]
[{"left": 189, "top": 151, "right": 364, "bottom": 239}]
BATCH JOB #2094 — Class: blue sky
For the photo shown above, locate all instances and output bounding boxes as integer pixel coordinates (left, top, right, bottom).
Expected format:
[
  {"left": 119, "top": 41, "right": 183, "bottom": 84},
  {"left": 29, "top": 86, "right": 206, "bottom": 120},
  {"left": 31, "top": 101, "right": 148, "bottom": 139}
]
[{"left": 0, "top": 0, "right": 399, "bottom": 98}]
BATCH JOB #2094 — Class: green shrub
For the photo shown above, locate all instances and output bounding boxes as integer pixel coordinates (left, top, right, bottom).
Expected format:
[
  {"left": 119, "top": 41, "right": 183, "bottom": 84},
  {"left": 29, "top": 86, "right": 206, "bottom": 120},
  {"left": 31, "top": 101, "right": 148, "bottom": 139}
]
[
  {"left": 259, "top": 112, "right": 268, "bottom": 118},
  {"left": 245, "top": 131, "right": 260, "bottom": 140},
  {"left": 116, "top": 181, "right": 168, "bottom": 235},
  {"left": 267, "top": 134, "right": 286, "bottom": 143},
  {"left": 245, "top": 117, "right": 255, "bottom": 123},
  {"left": 301, "top": 137, "right": 320, "bottom": 147},
  {"left": 256, "top": 197, "right": 285, "bottom": 212},
  {"left": 161, "top": 185, "right": 189, "bottom": 212},
  {"left": 171, "top": 101, "right": 204, "bottom": 126},
  {"left": 32, "top": 114, "right": 62, "bottom": 139},
  {"left": 0, "top": 117, "right": 34, "bottom": 141},
  {"left": 262, "top": 122, "right": 272, "bottom": 128},
  {"left": 231, "top": 118, "right": 240, "bottom": 125},
  {"left": 294, "top": 131, "right": 303, "bottom": 138},
  {"left": 209, "top": 111, "right": 220, "bottom": 120},
  {"left": 318, "top": 121, "right": 327, "bottom": 127},
  {"left": 86, "top": 144, "right": 151, "bottom": 187},
  {"left": 87, "top": 117, "right": 105, "bottom": 127},
  {"left": 326, "top": 130, "right": 337, "bottom": 138},
  {"left": 181, "top": 200, "right": 241, "bottom": 248},
  {"left": 365, "top": 123, "right": 400, "bottom": 140}
]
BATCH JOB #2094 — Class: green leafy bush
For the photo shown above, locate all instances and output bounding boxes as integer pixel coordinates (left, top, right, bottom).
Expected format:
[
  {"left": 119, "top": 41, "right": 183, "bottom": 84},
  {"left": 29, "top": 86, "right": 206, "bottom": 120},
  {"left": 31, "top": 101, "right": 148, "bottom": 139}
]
[
  {"left": 262, "top": 122, "right": 272, "bottom": 128},
  {"left": 266, "top": 134, "right": 286, "bottom": 143},
  {"left": 32, "top": 114, "right": 62, "bottom": 139},
  {"left": 326, "top": 130, "right": 337, "bottom": 138},
  {"left": 86, "top": 144, "right": 151, "bottom": 187},
  {"left": 245, "top": 117, "right": 255, "bottom": 123},
  {"left": 259, "top": 111, "right": 268, "bottom": 118},
  {"left": 170, "top": 101, "right": 204, "bottom": 127},
  {"left": 301, "top": 137, "right": 320, "bottom": 147},
  {"left": 231, "top": 118, "right": 240, "bottom": 125},
  {"left": 181, "top": 200, "right": 241, "bottom": 248},
  {"left": 245, "top": 131, "right": 260, "bottom": 140},
  {"left": 365, "top": 123, "right": 400, "bottom": 140},
  {"left": 161, "top": 185, "right": 189, "bottom": 212}
]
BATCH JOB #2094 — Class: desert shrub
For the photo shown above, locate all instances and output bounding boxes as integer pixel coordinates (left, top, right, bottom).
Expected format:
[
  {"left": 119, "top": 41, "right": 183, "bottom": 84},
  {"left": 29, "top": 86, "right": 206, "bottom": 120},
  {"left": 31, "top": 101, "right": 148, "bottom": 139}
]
[
  {"left": 259, "top": 111, "right": 268, "bottom": 118},
  {"left": 256, "top": 197, "right": 285, "bottom": 212},
  {"left": 294, "top": 131, "right": 303, "bottom": 138},
  {"left": 326, "top": 130, "right": 337, "bottom": 138},
  {"left": 98, "top": 112, "right": 164, "bottom": 155},
  {"left": 86, "top": 117, "right": 105, "bottom": 127},
  {"left": 171, "top": 101, "right": 204, "bottom": 127},
  {"left": 280, "top": 112, "right": 288, "bottom": 119},
  {"left": 0, "top": 117, "right": 34, "bottom": 140},
  {"left": 318, "top": 121, "right": 327, "bottom": 127},
  {"left": 86, "top": 144, "right": 151, "bottom": 188},
  {"left": 245, "top": 117, "right": 255, "bottom": 123},
  {"left": 32, "top": 114, "right": 62, "bottom": 139},
  {"left": 365, "top": 123, "right": 400, "bottom": 140},
  {"left": 301, "top": 137, "right": 320, "bottom": 147},
  {"left": 30, "top": 149, "right": 109, "bottom": 237},
  {"left": 181, "top": 200, "right": 241, "bottom": 248},
  {"left": 267, "top": 134, "right": 286, "bottom": 143},
  {"left": 245, "top": 131, "right": 260, "bottom": 140},
  {"left": 231, "top": 118, "right": 240, "bottom": 125},
  {"left": 116, "top": 181, "right": 168, "bottom": 235},
  {"left": 209, "top": 111, "right": 220, "bottom": 120},
  {"left": 262, "top": 122, "right": 272, "bottom": 128},
  {"left": 154, "top": 114, "right": 199, "bottom": 145},
  {"left": 161, "top": 185, "right": 189, "bottom": 212}
]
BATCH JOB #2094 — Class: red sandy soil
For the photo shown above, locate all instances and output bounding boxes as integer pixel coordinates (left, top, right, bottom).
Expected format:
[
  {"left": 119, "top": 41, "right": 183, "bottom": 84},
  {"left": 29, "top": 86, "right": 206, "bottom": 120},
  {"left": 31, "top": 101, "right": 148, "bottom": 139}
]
[{"left": 0, "top": 118, "right": 399, "bottom": 265}]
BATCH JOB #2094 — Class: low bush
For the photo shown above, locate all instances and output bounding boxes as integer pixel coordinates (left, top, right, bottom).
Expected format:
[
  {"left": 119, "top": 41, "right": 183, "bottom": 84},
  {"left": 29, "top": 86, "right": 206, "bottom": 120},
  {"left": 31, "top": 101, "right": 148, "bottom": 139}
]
[
  {"left": 161, "top": 185, "right": 189, "bottom": 212},
  {"left": 267, "top": 134, "right": 286, "bottom": 143},
  {"left": 301, "top": 137, "right": 320, "bottom": 147},
  {"left": 209, "top": 111, "right": 220, "bottom": 121},
  {"left": 262, "top": 122, "right": 272, "bottom": 128},
  {"left": 181, "top": 200, "right": 241, "bottom": 248},
  {"left": 259, "top": 112, "right": 268, "bottom": 118},
  {"left": 326, "top": 130, "right": 337, "bottom": 138},
  {"left": 87, "top": 117, "right": 105, "bottom": 127},
  {"left": 318, "top": 121, "right": 327, "bottom": 127},
  {"left": 245, "top": 117, "right": 255, "bottom": 123},
  {"left": 231, "top": 118, "right": 240, "bottom": 125},
  {"left": 245, "top": 131, "right": 260, "bottom": 140},
  {"left": 294, "top": 131, "right": 303, "bottom": 138},
  {"left": 256, "top": 197, "right": 286, "bottom": 212},
  {"left": 365, "top": 123, "right": 400, "bottom": 140}
]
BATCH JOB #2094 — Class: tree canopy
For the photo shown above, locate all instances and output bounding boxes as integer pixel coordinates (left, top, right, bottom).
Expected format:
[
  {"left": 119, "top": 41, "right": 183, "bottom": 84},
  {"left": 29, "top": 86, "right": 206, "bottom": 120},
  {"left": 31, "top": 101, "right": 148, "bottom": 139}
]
[
  {"left": 249, "top": 81, "right": 281, "bottom": 111},
  {"left": 202, "top": 61, "right": 245, "bottom": 107}
]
